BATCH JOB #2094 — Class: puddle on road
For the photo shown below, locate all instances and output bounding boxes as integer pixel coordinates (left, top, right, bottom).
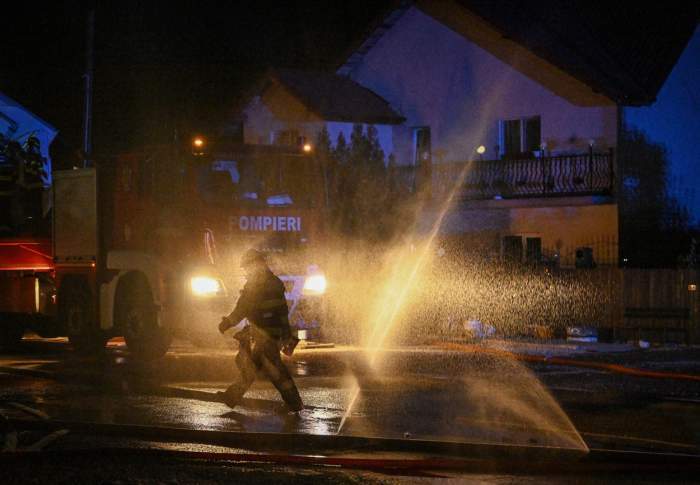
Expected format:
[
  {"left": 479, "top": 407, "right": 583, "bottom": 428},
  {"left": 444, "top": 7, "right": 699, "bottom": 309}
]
[
  {"left": 334, "top": 351, "right": 587, "bottom": 451},
  {"left": 3, "top": 341, "right": 587, "bottom": 452}
]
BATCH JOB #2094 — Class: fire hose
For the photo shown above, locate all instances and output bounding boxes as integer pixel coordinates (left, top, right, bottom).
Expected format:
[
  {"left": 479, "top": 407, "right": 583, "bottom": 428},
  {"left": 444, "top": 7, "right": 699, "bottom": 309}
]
[{"left": 433, "top": 342, "right": 700, "bottom": 382}]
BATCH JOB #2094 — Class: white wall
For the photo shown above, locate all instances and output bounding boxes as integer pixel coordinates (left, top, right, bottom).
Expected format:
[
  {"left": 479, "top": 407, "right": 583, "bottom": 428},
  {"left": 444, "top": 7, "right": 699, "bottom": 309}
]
[
  {"left": 243, "top": 96, "right": 394, "bottom": 163},
  {"left": 243, "top": 96, "right": 286, "bottom": 145},
  {"left": 344, "top": 7, "right": 617, "bottom": 166}
]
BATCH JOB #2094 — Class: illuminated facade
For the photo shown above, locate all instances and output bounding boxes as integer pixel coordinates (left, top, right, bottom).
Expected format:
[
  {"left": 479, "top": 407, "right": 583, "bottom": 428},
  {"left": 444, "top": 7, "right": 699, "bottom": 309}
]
[{"left": 241, "top": 2, "right": 690, "bottom": 268}]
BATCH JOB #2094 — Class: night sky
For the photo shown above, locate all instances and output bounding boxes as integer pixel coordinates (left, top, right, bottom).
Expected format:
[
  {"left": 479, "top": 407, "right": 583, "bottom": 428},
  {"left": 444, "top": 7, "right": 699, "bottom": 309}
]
[
  {"left": 625, "top": 27, "right": 700, "bottom": 222},
  {"left": 1, "top": 1, "right": 392, "bottom": 158}
]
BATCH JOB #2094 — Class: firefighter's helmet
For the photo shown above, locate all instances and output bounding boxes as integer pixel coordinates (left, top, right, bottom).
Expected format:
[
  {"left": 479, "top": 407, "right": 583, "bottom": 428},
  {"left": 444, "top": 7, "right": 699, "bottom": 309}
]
[{"left": 240, "top": 248, "right": 265, "bottom": 268}]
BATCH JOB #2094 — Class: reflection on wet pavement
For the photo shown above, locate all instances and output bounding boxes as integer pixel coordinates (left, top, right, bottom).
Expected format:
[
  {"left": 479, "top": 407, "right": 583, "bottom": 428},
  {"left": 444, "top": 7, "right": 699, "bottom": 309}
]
[{"left": 1, "top": 339, "right": 699, "bottom": 456}]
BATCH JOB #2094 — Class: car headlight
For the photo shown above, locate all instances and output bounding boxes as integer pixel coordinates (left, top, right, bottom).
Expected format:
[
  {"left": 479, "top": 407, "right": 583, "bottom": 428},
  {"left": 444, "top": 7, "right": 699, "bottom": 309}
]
[
  {"left": 190, "top": 276, "right": 223, "bottom": 296},
  {"left": 303, "top": 274, "right": 327, "bottom": 295}
]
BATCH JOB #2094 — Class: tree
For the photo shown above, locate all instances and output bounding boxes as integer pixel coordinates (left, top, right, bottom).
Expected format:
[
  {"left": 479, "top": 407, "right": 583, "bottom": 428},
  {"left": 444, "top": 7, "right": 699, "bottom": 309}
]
[
  {"left": 334, "top": 131, "right": 349, "bottom": 165},
  {"left": 316, "top": 124, "right": 409, "bottom": 242},
  {"left": 619, "top": 127, "right": 691, "bottom": 267},
  {"left": 366, "top": 124, "right": 385, "bottom": 171}
]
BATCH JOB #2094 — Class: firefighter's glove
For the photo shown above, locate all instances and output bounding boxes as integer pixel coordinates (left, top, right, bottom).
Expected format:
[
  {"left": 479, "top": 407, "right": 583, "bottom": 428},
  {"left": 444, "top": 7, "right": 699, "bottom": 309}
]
[
  {"left": 234, "top": 326, "right": 250, "bottom": 344},
  {"left": 218, "top": 317, "right": 232, "bottom": 334},
  {"left": 281, "top": 335, "right": 300, "bottom": 357}
]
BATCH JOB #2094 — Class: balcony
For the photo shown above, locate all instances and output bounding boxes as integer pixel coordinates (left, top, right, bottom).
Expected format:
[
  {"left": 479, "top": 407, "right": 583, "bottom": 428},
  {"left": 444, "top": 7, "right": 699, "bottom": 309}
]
[{"left": 392, "top": 149, "right": 614, "bottom": 201}]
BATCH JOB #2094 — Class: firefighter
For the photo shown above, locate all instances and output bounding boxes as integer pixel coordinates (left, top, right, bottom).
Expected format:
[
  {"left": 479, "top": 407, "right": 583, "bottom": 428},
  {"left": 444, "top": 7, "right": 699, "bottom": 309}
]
[
  {"left": 19, "top": 135, "right": 45, "bottom": 232},
  {"left": 0, "top": 135, "right": 15, "bottom": 233},
  {"left": 0, "top": 135, "right": 45, "bottom": 234},
  {"left": 217, "top": 248, "right": 303, "bottom": 412}
]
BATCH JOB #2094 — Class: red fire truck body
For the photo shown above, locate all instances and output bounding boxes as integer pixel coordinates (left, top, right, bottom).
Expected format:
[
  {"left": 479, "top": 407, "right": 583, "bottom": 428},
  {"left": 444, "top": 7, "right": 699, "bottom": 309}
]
[
  {"left": 0, "top": 239, "right": 56, "bottom": 345},
  {"left": 0, "top": 142, "right": 328, "bottom": 354}
]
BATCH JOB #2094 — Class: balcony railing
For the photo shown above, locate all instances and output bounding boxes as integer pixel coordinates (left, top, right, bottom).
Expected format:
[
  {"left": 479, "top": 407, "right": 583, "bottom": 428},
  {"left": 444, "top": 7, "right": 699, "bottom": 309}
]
[{"left": 391, "top": 149, "right": 614, "bottom": 201}]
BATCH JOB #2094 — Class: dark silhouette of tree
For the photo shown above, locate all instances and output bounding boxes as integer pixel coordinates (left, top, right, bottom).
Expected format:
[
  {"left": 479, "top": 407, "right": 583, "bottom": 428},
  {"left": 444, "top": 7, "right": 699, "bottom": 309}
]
[
  {"left": 619, "top": 127, "right": 691, "bottom": 267},
  {"left": 315, "top": 124, "right": 407, "bottom": 242}
]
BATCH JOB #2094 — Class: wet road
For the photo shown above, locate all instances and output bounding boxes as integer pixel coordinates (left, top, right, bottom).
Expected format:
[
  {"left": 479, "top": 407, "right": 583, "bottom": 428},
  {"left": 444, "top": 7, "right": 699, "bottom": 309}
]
[{"left": 2, "top": 336, "right": 700, "bottom": 459}]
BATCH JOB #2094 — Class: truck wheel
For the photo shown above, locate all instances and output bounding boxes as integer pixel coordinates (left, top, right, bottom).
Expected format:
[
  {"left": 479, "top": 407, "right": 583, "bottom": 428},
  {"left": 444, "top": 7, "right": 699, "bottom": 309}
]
[
  {"left": 0, "top": 315, "right": 24, "bottom": 349},
  {"left": 116, "top": 274, "right": 171, "bottom": 360},
  {"left": 60, "top": 283, "right": 107, "bottom": 355}
]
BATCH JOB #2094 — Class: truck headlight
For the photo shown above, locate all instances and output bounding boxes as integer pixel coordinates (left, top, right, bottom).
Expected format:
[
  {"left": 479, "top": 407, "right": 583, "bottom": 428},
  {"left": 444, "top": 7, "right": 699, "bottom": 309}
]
[
  {"left": 303, "top": 274, "right": 327, "bottom": 295},
  {"left": 191, "top": 276, "right": 223, "bottom": 296}
]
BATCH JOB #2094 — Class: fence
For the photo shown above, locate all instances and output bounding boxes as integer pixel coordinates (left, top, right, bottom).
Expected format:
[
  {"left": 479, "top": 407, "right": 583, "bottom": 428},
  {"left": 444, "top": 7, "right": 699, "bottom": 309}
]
[
  {"left": 541, "top": 235, "right": 619, "bottom": 268},
  {"left": 398, "top": 261, "right": 698, "bottom": 345},
  {"left": 525, "top": 266, "right": 699, "bottom": 344},
  {"left": 390, "top": 149, "right": 615, "bottom": 201},
  {"left": 616, "top": 268, "right": 699, "bottom": 344}
]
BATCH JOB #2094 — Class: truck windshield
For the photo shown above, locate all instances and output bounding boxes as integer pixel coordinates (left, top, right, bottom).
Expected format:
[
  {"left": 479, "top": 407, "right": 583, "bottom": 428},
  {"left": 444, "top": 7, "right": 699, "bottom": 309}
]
[{"left": 196, "top": 156, "right": 319, "bottom": 209}]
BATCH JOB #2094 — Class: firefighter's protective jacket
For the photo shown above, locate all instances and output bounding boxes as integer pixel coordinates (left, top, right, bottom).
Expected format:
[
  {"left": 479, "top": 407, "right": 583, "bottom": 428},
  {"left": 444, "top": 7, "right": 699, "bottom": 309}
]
[{"left": 226, "top": 268, "right": 291, "bottom": 340}]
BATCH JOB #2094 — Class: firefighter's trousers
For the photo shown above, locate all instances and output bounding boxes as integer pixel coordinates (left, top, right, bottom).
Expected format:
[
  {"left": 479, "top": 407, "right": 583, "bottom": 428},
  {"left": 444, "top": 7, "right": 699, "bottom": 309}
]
[{"left": 224, "top": 337, "right": 303, "bottom": 411}]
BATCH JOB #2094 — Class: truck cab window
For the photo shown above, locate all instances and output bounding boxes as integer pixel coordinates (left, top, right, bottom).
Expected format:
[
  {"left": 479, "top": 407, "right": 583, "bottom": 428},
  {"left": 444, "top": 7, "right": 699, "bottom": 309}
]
[{"left": 196, "top": 167, "right": 238, "bottom": 206}]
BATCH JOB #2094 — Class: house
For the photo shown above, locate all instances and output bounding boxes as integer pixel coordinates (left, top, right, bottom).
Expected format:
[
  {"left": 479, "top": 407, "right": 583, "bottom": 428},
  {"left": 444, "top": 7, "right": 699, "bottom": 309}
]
[
  {"left": 0, "top": 91, "right": 58, "bottom": 185},
  {"left": 241, "top": 68, "right": 405, "bottom": 160},
  {"left": 238, "top": 0, "right": 697, "bottom": 267}
]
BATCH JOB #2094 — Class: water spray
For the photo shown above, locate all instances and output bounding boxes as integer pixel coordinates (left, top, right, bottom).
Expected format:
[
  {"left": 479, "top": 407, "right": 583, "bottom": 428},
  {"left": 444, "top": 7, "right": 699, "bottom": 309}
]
[
  {"left": 334, "top": 72, "right": 521, "bottom": 435},
  {"left": 337, "top": 160, "right": 474, "bottom": 434},
  {"left": 337, "top": 72, "right": 587, "bottom": 451}
]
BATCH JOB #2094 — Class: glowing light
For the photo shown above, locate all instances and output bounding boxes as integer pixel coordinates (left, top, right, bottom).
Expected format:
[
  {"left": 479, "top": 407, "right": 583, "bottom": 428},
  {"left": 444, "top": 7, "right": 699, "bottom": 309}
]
[
  {"left": 190, "top": 276, "right": 221, "bottom": 296},
  {"left": 303, "top": 274, "right": 327, "bottom": 295},
  {"left": 193, "top": 137, "right": 205, "bottom": 148},
  {"left": 689, "top": 284, "right": 697, "bottom": 292},
  {"left": 476, "top": 145, "right": 486, "bottom": 154},
  {"left": 303, "top": 142, "right": 313, "bottom": 153}
]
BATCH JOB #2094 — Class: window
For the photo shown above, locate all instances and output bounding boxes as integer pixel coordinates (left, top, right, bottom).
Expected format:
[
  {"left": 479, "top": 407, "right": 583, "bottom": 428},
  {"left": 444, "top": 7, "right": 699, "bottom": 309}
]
[
  {"left": 524, "top": 117, "right": 541, "bottom": 153},
  {"left": 196, "top": 167, "right": 237, "bottom": 206},
  {"left": 503, "top": 236, "right": 523, "bottom": 263},
  {"left": 412, "top": 127, "right": 431, "bottom": 166},
  {"left": 526, "top": 237, "right": 542, "bottom": 263},
  {"left": 499, "top": 116, "right": 541, "bottom": 158},
  {"left": 502, "top": 120, "right": 521, "bottom": 158},
  {"left": 274, "top": 129, "right": 300, "bottom": 147}
]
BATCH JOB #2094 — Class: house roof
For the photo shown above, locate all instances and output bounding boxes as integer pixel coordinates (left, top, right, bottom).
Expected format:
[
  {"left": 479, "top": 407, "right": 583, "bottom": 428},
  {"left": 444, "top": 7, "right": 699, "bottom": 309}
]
[
  {"left": 451, "top": 0, "right": 699, "bottom": 106},
  {"left": 269, "top": 68, "right": 406, "bottom": 125},
  {"left": 338, "top": 0, "right": 699, "bottom": 106}
]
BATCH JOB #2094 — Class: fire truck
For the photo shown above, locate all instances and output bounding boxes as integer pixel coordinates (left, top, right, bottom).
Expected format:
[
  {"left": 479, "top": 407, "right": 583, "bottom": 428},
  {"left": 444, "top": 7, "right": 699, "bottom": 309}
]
[
  {"left": 0, "top": 136, "right": 57, "bottom": 348},
  {"left": 0, "top": 139, "right": 329, "bottom": 356}
]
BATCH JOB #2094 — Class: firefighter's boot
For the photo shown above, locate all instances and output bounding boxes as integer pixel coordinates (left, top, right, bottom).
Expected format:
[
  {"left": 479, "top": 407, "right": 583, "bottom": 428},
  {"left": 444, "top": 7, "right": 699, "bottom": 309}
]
[
  {"left": 217, "top": 384, "right": 246, "bottom": 409},
  {"left": 259, "top": 348, "right": 303, "bottom": 412},
  {"left": 219, "top": 344, "right": 257, "bottom": 409}
]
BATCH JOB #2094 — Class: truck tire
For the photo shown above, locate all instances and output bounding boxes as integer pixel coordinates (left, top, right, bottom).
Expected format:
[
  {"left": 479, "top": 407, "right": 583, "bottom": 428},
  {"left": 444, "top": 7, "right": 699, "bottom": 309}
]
[
  {"left": 0, "top": 315, "right": 24, "bottom": 349},
  {"left": 59, "top": 282, "right": 107, "bottom": 355},
  {"left": 116, "top": 273, "right": 171, "bottom": 360}
]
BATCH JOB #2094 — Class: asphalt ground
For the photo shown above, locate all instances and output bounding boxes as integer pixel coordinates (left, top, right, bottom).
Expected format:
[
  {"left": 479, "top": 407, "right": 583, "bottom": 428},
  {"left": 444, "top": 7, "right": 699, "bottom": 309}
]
[{"left": 1, "top": 336, "right": 700, "bottom": 482}]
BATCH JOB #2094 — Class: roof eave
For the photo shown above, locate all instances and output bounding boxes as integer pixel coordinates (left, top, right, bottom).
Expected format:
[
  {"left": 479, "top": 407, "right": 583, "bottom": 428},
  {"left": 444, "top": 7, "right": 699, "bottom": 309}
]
[{"left": 323, "top": 115, "right": 407, "bottom": 125}]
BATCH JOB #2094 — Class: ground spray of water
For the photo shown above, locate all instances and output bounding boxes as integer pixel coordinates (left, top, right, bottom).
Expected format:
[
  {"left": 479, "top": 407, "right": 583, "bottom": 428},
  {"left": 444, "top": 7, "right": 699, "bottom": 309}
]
[
  {"left": 334, "top": 184, "right": 588, "bottom": 449},
  {"left": 336, "top": 159, "right": 471, "bottom": 434},
  {"left": 333, "top": 79, "right": 587, "bottom": 451}
]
